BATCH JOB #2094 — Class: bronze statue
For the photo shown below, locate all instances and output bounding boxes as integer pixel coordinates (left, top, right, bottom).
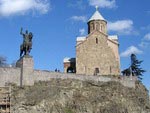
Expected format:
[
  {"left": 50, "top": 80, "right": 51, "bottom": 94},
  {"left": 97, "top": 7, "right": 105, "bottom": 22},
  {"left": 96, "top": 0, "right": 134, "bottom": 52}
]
[{"left": 20, "top": 28, "right": 33, "bottom": 57}]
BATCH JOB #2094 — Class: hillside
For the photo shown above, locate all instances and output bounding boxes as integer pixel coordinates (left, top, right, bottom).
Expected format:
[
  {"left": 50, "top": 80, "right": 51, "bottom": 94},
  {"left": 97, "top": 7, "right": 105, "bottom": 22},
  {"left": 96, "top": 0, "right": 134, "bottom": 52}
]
[{"left": 11, "top": 78, "right": 150, "bottom": 113}]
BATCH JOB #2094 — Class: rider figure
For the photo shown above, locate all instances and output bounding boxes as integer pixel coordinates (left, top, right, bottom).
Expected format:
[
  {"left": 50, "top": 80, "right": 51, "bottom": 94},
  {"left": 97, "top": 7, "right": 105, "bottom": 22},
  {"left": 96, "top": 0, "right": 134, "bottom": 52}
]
[
  {"left": 20, "top": 28, "right": 33, "bottom": 57},
  {"left": 20, "top": 28, "right": 30, "bottom": 46}
]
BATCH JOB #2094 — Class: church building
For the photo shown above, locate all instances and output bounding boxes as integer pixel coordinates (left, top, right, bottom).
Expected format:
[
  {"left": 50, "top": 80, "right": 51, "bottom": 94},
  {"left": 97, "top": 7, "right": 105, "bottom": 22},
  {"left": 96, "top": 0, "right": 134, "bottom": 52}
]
[{"left": 64, "top": 7, "right": 120, "bottom": 76}]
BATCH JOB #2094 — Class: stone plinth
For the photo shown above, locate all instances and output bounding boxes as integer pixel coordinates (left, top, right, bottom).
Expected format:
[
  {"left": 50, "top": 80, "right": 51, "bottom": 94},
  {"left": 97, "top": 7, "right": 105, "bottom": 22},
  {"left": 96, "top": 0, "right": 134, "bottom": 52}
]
[{"left": 16, "top": 55, "right": 34, "bottom": 86}]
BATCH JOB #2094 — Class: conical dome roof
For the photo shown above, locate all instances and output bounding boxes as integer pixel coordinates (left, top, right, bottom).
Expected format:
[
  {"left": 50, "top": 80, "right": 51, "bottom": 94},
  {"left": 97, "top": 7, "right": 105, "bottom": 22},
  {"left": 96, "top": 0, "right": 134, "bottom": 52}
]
[{"left": 88, "top": 6, "right": 105, "bottom": 22}]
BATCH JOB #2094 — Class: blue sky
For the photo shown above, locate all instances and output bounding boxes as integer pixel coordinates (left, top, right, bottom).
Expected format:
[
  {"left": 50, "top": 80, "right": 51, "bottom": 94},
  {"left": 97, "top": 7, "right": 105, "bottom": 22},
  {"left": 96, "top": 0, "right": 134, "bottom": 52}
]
[{"left": 0, "top": 0, "right": 150, "bottom": 90}]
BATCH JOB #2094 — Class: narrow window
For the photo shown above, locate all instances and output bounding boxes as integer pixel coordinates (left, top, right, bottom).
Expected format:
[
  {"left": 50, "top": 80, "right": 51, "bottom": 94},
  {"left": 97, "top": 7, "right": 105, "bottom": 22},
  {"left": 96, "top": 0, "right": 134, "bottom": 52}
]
[
  {"left": 110, "top": 66, "right": 112, "bottom": 74},
  {"left": 96, "top": 38, "right": 98, "bottom": 44},
  {"left": 96, "top": 23, "right": 100, "bottom": 30},
  {"left": 90, "top": 23, "right": 94, "bottom": 30},
  {"left": 101, "top": 25, "right": 103, "bottom": 31}
]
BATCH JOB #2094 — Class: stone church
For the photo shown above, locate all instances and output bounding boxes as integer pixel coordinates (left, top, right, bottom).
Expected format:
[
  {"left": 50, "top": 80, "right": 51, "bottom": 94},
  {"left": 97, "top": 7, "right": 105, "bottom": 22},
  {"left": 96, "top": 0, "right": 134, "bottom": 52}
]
[{"left": 64, "top": 7, "right": 120, "bottom": 75}]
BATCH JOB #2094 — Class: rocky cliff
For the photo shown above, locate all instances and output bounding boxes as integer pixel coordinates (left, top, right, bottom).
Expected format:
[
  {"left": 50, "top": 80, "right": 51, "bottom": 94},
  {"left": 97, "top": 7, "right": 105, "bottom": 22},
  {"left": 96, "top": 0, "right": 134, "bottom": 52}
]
[{"left": 11, "top": 78, "right": 150, "bottom": 113}]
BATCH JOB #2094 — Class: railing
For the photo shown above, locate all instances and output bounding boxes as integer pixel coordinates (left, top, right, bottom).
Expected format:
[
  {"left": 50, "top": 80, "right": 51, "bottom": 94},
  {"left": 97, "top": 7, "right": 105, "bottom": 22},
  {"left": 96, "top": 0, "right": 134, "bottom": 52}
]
[{"left": 0, "top": 86, "right": 11, "bottom": 113}]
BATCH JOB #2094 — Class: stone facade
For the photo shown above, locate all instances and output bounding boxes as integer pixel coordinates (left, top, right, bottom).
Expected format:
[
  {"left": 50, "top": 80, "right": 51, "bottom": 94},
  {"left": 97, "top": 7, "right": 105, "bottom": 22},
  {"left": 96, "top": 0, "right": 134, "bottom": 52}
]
[{"left": 75, "top": 9, "right": 120, "bottom": 75}]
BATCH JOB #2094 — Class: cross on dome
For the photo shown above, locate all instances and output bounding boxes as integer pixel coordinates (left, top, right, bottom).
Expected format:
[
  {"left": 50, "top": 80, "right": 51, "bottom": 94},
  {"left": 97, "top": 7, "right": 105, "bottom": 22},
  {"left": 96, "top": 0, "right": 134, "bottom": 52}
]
[
  {"left": 95, "top": 6, "right": 99, "bottom": 11},
  {"left": 88, "top": 6, "right": 106, "bottom": 22}
]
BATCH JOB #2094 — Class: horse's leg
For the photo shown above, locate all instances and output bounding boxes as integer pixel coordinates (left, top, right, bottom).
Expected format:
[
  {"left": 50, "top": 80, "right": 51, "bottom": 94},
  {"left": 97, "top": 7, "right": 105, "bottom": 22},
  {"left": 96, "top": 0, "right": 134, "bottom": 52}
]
[
  {"left": 26, "top": 45, "right": 30, "bottom": 55},
  {"left": 26, "top": 46, "right": 28, "bottom": 55},
  {"left": 20, "top": 50, "right": 22, "bottom": 57},
  {"left": 20, "top": 45, "right": 23, "bottom": 57},
  {"left": 24, "top": 48, "right": 26, "bottom": 55},
  {"left": 28, "top": 45, "right": 31, "bottom": 53}
]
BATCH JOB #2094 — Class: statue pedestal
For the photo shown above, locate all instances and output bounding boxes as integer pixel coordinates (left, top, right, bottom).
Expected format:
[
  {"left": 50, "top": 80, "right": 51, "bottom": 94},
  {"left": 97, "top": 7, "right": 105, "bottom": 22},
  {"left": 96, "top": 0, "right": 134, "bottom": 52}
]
[{"left": 16, "top": 55, "right": 34, "bottom": 86}]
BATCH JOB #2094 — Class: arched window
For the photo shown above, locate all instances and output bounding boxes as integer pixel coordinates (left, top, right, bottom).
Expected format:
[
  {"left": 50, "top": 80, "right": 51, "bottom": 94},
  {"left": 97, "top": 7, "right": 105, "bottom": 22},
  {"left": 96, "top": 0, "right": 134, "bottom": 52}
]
[
  {"left": 96, "top": 23, "right": 100, "bottom": 30},
  {"left": 96, "top": 38, "right": 98, "bottom": 44},
  {"left": 100, "top": 24, "right": 103, "bottom": 31},
  {"left": 90, "top": 23, "right": 94, "bottom": 30}
]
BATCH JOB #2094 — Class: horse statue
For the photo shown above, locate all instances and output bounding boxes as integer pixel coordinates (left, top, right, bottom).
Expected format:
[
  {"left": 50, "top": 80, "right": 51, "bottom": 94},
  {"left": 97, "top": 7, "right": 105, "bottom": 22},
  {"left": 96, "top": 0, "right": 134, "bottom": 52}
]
[{"left": 20, "top": 28, "right": 33, "bottom": 57}]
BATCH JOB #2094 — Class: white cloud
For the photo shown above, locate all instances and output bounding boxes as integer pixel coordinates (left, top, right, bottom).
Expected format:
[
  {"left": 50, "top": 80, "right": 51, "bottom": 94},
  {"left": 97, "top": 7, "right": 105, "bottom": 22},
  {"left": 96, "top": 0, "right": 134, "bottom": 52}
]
[
  {"left": 68, "top": 0, "right": 86, "bottom": 10},
  {"left": 89, "top": 0, "right": 116, "bottom": 8},
  {"left": 70, "top": 16, "right": 87, "bottom": 22},
  {"left": 139, "top": 42, "right": 149, "bottom": 48},
  {"left": 139, "top": 33, "right": 150, "bottom": 48},
  {"left": 107, "top": 20, "right": 137, "bottom": 35},
  {"left": 144, "top": 33, "right": 150, "bottom": 41},
  {"left": 120, "top": 46, "right": 143, "bottom": 57},
  {"left": 79, "top": 28, "right": 85, "bottom": 35},
  {"left": 0, "top": 0, "right": 50, "bottom": 17}
]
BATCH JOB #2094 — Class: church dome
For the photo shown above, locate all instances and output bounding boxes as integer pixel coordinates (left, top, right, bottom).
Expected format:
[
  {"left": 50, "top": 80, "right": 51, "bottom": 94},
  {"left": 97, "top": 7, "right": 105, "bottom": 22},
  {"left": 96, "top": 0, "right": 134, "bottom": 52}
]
[{"left": 88, "top": 6, "right": 105, "bottom": 22}]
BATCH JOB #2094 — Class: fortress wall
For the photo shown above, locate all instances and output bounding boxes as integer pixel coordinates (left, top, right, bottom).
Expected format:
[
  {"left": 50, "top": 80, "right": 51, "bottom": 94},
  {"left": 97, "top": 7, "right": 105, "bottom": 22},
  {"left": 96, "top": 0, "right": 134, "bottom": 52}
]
[
  {"left": 0, "top": 67, "right": 135, "bottom": 88},
  {"left": 119, "top": 76, "right": 137, "bottom": 88},
  {"left": 33, "top": 70, "right": 135, "bottom": 88},
  {"left": 0, "top": 67, "right": 21, "bottom": 86},
  {"left": 33, "top": 70, "right": 112, "bottom": 82}
]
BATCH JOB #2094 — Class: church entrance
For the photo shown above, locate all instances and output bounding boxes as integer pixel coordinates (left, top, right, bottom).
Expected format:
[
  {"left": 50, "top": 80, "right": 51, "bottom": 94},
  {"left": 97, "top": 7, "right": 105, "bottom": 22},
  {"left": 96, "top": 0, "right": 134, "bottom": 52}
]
[
  {"left": 67, "top": 67, "right": 75, "bottom": 73},
  {"left": 94, "top": 68, "right": 100, "bottom": 75}
]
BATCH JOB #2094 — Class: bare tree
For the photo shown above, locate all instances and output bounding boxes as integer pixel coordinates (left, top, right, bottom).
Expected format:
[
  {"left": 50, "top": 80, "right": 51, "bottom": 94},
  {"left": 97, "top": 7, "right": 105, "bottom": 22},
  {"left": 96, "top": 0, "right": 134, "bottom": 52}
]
[
  {"left": 0, "top": 56, "right": 7, "bottom": 67},
  {"left": 11, "top": 60, "right": 16, "bottom": 67}
]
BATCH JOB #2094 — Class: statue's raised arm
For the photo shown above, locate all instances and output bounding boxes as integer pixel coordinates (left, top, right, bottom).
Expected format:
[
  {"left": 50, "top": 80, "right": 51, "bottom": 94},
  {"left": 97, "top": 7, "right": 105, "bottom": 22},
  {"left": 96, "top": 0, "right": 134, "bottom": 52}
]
[{"left": 20, "top": 27, "right": 24, "bottom": 35}]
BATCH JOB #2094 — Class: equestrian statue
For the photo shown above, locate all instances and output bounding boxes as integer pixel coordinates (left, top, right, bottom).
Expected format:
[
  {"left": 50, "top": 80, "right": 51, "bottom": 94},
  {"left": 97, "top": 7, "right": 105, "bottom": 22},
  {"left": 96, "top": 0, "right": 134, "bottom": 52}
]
[{"left": 20, "top": 28, "right": 33, "bottom": 57}]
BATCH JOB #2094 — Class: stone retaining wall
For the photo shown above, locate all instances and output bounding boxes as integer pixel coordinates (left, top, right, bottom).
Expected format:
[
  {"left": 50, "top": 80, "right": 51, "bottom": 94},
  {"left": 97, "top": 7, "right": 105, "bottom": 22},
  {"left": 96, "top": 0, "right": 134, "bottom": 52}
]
[
  {"left": 0, "top": 67, "right": 136, "bottom": 88},
  {"left": 0, "top": 67, "right": 20, "bottom": 86}
]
